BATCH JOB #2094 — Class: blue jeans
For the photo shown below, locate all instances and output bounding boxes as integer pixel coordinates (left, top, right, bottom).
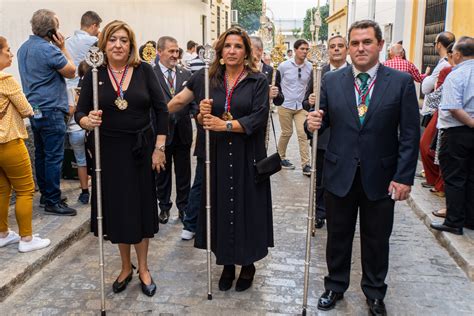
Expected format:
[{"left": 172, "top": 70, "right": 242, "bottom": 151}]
[
  {"left": 183, "top": 158, "right": 204, "bottom": 232},
  {"left": 30, "top": 109, "right": 66, "bottom": 206}
]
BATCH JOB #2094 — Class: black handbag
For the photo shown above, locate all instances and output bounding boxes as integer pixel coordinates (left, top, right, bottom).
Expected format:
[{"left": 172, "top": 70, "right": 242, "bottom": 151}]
[{"left": 254, "top": 113, "right": 281, "bottom": 183}]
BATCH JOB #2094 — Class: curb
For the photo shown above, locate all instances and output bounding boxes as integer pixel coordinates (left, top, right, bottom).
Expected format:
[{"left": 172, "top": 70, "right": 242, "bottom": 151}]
[{"left": 407, "top": 195, "right": 474, "bottom": 281}]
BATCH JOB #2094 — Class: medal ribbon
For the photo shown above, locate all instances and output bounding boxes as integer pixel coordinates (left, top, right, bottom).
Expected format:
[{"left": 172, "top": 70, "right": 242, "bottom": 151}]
[
  {"left": 164, "top": 68, "right": 175, "bottom": 96},
  {"left": 108, "top": 65, "right": 129, "bottom": 100},
  {"left": 223, "top": 69, "right": 245, "bottom": 114},
  {"left": 354, "top": 76, "right": 376, "bottom": 105}
]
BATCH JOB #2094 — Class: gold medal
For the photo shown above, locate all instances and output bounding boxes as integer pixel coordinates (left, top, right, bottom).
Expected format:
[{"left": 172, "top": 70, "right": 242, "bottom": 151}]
[
  {"left": 115, "top": 97, "right": 128, "bottom": 110},
  {"left": 358, "top": 103, "right": 368, "bottom": 117},
  {"left": 222, "top": 111, "right": 233, "bottom": 121}
]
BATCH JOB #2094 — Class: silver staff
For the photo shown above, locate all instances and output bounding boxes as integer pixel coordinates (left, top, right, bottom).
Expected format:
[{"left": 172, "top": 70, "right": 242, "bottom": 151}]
[
  {"left": 199, "top": 44, "right": 215, "bottom": 300},
  {"left": 85, "top": 47, "right": 106, "bottom": 315},
  {"left": 302, "top": 4, "right": 328, "bottom": 315}
]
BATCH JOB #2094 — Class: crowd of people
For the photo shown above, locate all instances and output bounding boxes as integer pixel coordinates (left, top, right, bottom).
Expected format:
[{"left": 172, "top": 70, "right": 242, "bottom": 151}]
[{"left": 0, "top": 7, "right": 473, "bottom": 315}]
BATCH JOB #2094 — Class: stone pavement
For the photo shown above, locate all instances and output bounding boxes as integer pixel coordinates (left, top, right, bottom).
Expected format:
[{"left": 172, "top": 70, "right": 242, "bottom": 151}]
[
  {"left": 0, "top": 179, "right": 90, "bottom": 302},
  {"left": 1, "top": 113, "right": 474, "bottom": 315},
  {"left": 408, "top": 168, "right": 474, "bottom": 281}
]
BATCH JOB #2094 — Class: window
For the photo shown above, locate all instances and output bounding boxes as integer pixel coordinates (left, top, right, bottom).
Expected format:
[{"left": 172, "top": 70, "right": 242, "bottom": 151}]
[{"left": 217, "top": 6, "right": 221, "bottom": 36}]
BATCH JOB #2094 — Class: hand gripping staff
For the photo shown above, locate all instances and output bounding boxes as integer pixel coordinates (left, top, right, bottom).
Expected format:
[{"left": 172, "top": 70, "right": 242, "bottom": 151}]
[
  {"left": 85, "top": 46, "right": 107, "bottom": 315},
  {"left": 199, "top": 44, "right": 216, "bottom": 300},
  {"left": 302, "top": 3, "right": 328, "bottom": 315}
]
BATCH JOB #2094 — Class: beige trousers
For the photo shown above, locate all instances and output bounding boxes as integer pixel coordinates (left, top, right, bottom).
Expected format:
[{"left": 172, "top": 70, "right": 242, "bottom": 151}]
[{"left": 277, "top": 106, "right": 310, "bottom": 167}]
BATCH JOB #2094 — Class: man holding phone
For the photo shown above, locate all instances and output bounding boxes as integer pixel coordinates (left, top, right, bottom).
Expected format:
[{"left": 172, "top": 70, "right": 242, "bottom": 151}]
[{"left": 18, "top": 9, "right": 77, "bottom": 216}]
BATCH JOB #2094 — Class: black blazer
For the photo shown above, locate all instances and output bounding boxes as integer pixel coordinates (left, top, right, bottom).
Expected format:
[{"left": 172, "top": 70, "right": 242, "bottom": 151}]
[
  {"left": 316, "top": 64, "right": 420, "bottom": 200},
  {"left": 153, "top": 65, "right": 196, "bottom": 146},
  {"left": 303, "top": 62, "right": 351, "bottom": 150},
  {"left": 261, "top": 63, "right": 284, "bottom": 106}
]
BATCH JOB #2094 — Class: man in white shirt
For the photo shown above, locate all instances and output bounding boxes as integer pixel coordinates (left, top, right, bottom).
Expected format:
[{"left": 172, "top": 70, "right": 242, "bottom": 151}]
[
  {"left": 277, "top": 39, "right": 312, "bottom": 175},
  {"left": 65, "top": 10, "right": 102, "bottom": 204},
  {"left": 181, "top": 40, "right": 197, "bottom": 69},
  {"left": 420, "top": 31, "right": 455, "bottom": 116}
]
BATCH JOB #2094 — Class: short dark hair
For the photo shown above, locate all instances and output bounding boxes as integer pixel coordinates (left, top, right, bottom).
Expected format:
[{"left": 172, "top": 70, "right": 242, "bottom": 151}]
[
  {"left": 78, "top": 60, "right": 91, "bottom": 78},
  {"left": 80, "top": 11, "right": 102, "bottom": 28},
  {"left": 453, "top": 36, "right": 474, "bottom": 57},
  {"left": 196, "top": 45, "right": 205, "bottom": 55},
  {"left": 287, "top": 49, "right": 293, "bottom": 54},
  {"left": 348, "top": 20, "right": 383, "bottom": 43},
  {"left": 436, "top": 31, "right": 456, "bottom": 49},
  {"left": 293, "top": 39, "right": 308, "bottom": 50},
  {"left": 186, "top": 40, "right": 197, "bottom": 50}
]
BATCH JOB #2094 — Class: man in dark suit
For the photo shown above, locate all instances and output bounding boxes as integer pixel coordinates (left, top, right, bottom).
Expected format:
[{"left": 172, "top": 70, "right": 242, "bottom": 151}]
[
  {"left": 303, "top": 35, "right": 350, "bottom": 229},
  {"left": 154, "top": 36, "right": 195, "bottom": 224},
  {"left": 250, "top": 36, "right": 284, "bottom": 106},
  {"left": 306, "top": 20, "right": 420, "bottom": 315}
]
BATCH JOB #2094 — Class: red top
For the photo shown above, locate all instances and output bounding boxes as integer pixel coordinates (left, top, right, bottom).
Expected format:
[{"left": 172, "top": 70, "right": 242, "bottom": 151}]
[
  {"left": 435, "top": 66, "right": 453, "bottom": 89},
  {"left": 383, "top": 56, "right": 427, "bottom": 83}
]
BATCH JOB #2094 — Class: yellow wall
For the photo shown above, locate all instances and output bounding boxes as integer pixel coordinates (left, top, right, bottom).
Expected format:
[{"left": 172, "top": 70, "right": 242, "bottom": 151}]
[
  {"left": 451, "top": 0, "right": 474, "bottom": 36},
  {"left": 408, "top": 0, "right": 419, "bottom": 62}
]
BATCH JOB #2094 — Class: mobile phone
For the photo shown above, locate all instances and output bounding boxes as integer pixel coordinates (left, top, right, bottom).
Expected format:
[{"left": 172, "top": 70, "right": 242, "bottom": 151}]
[{"left": 46, "top": 29, "right": 57, "bottom": 41}]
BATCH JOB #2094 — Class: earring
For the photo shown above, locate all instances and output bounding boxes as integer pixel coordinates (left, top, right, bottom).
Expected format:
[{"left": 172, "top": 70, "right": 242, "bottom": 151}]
[
  {"left": 244, "top": 60, "right": 249, "bottom": 66},
  {"left": 219, "top": 58, "right": 225, "bottom": 65}
]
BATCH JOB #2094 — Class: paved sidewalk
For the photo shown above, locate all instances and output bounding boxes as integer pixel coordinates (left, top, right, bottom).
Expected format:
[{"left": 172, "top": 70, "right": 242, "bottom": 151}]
[
  {"left": 0, "top": 180, "right": 90, "bottom": 302},
  {"left": 1, "top": 113, "right": 474, "bottom": 315},
  {"left": 408, "top": 173, "right": 474, "bottom": 281}
]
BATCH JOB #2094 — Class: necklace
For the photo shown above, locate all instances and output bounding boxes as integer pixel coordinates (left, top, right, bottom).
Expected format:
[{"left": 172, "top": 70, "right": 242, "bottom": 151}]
[
  {"left": 222, "top": 69, "right": 246, "bottom": 121},
  {"left": 108, "top": 65, "right": 129, "bottom": 110}
]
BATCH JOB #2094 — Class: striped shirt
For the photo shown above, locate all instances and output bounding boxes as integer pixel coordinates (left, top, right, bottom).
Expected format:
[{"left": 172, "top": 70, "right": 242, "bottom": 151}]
[
  {"left": 437, "top": 59, "right": 474, "bottom": 129},
  {"left": 383, "top": 56, "right": 427, "bottom": 83},
  {"left": 186, "top": 56, "right": 205, "bottom": 74}
]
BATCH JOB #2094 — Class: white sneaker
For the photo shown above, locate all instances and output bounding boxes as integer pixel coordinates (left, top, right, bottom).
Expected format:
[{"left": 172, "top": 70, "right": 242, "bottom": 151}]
[
  {"left": 181, "top": 229, "right": 195, "bottom": 240},
  {"left": 18, "top": 235, "right": 51, "bottom": 253},
  {"left": 0, "top": 230, "right": 20, "bottom": 247}
]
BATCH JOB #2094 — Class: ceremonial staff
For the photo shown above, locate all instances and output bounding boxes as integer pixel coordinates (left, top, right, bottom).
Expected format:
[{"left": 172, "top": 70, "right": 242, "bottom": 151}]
[
  {"left": 85, "top": 46, "right": 107, "bottom": 316},
  {"left": 302, "top": 3, "right": 328, "bottom": 315},
  {"left": 199, "top": 44, "right": 216, "bottom": 300}
]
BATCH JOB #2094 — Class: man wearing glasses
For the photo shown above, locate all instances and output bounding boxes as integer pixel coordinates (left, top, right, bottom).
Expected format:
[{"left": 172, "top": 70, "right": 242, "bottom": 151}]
[{"left": 277, "top": 39, "right": 312, "bottom": 175}]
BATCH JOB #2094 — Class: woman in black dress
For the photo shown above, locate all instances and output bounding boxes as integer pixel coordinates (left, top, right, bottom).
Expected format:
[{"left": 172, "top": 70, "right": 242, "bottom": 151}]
[
  {"left": 75, "top": 20, "right": 168, "bottom": 297},
  {"left": 168, "top": 27, "right": 273, "bottom": 292}
]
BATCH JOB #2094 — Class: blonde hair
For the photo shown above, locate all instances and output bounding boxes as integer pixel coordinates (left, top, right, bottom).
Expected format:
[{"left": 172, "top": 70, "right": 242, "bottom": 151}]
[
  {"left": 209, "top": 26, "right": 258, "bottom": 88},
  {"left": 98, "top": 20, "right": 141, "bottom": 67}
]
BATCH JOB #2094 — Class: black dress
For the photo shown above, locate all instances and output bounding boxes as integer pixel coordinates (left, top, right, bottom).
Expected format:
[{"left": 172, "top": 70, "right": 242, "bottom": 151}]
[
  {"left": 187, "top": 69, "right": 273, "bottom": 266},
  {"left": 75, "top": 63, "right": 168, "bottom": 244}
]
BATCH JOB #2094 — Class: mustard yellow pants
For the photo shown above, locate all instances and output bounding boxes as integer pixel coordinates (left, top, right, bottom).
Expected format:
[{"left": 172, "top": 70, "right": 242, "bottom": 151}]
[{"left": 0, "top": 139, "right": 35, "bottom": 237}]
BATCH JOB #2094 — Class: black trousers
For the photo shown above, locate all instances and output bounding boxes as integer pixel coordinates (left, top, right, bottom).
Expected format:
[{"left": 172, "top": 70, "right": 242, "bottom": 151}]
[
  {"left": 324, "top": 169, "right": 394, "bottom": 299},
  {"left": 316, "top": 149, "right": 326, "bottom": 219},
  {"left": 439, "top": 126, "right": 474, "bottom": 228},
  {"left": 156, "top": 134, "right": 191, "bottom": 214}
]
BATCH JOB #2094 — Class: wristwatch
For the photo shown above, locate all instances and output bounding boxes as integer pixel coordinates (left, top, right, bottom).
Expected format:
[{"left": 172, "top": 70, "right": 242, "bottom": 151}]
[
  {"left": 155, "top": 144, "right": 165, "bottom": 152},
  {"left": 226, "top": 120, "right": 233, "bottom": 132}
]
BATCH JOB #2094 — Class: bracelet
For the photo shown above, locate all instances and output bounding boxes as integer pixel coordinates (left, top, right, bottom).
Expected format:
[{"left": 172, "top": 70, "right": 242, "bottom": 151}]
[{"left": 155, "top": 144, "right": 165, "bottom": 152}]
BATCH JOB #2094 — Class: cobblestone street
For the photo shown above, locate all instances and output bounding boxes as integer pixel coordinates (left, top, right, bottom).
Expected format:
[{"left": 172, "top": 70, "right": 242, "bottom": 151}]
[{"left": 2, "top": 114, "right": 474, "bottom": 315}]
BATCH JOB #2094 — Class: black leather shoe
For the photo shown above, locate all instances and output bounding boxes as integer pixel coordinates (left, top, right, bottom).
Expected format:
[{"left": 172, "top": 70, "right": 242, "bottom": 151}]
[
  {"left": 139, "top": 271, "right": 156, "bottom": 297},
  {"left": 430, "top": 222, "right": 463, "bottom": 235},
  {"left": 44, "top": 202, "right": 77, "bottom": 216},
  {"left": 235, "top": 264, "right": 255, "bottom": 292},
  {"left": 112, "top": 265, "right": 135, "bottom": 293},
  {"left": 367, "top": 298, "right": 387, "bottom": 316},
  {"left": 218, "top": 265, "right": 235, "bottom": 291},
  {"left": 159, "top": 210, "right": 170, "bottom": 224},
  {"left": 317, "top": 290, "right": 344, "bottom": 311},
  {"left": 315, "top": 217, "right": 325, "bottom": 229}
]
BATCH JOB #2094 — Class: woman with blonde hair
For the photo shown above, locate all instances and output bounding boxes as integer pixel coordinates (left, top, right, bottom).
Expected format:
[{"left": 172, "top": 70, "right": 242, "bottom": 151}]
[
  {"left": 169, "top": 26, "right": 273, "bottom": 292},
  {"left": 0, "top": 36, "right": 50, "bottom": 252},
  {"left": 75, "top": 20, "right": 168, "bottom": 297}
]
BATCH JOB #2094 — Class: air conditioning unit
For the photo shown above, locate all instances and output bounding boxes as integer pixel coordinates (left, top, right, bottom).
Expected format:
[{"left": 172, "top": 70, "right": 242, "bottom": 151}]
[{"left": 231, "top": 10, "right": 238, "bottom": 25}]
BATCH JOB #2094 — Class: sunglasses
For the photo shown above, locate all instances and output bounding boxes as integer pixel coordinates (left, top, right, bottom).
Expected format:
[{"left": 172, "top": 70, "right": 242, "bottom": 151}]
[{"left": 298, "top": 68, "right": 301, "bottom": 79}]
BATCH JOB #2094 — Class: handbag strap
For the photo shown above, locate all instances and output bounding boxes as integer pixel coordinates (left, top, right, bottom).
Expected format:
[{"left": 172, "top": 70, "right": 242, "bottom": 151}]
[{"left": 269, "top": 113, "right": 279, "bottom": 154}]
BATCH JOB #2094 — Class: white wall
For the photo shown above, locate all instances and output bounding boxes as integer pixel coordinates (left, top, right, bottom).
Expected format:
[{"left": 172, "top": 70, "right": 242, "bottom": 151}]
[{"left": 0, "top": 0, "right": 210, "bottom": 81}]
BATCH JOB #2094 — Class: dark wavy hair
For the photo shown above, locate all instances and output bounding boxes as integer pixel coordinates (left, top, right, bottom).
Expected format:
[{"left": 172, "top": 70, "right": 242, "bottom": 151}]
[{"left": 209, "top": 26, "right": 258, "bottom": 88}]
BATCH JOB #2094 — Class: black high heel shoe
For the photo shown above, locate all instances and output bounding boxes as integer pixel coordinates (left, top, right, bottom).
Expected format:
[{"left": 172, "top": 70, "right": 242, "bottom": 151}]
[
  {"left": 218, "top": 265, "right": 235, "bottom": 291},
  {"left": 112, "top": 264, "right": 136, "bottom": 293},
  {"left": 235, "top": 263, "right": 255, "bottom": 292},
  {"left": 138, "top": 269, "right": 156, "bottom": 297}
]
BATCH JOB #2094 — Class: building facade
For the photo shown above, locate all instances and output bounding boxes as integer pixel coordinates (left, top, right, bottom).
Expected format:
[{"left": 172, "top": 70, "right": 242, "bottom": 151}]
[
  {"left": 209, "top": 0, "right": 232, "bottom": 42},
  {"left": 1, "top": 0, "right": 232, "bottom": 81},
  {"left": 326, "top": 0, "right": 348, "bottom": 38}
]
